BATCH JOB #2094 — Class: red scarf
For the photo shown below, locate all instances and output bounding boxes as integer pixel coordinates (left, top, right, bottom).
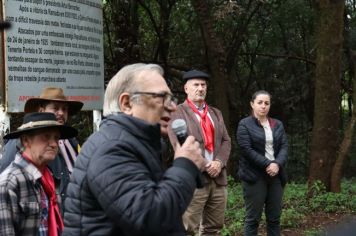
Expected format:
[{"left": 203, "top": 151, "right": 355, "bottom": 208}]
[
  {"left": 41, "top": 167, "right": 63, "bottom": 236},
  {"left": 186, "top": 99, "right": 215, "bottom": 152},
  {"left": 22, "top": 153, "right": 63, "bottom": 236}
]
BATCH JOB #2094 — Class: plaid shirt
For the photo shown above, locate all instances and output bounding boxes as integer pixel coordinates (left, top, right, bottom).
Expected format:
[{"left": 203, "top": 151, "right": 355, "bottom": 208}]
[{"left": 0, "top": 153, "right": 45, "bottom": 236}]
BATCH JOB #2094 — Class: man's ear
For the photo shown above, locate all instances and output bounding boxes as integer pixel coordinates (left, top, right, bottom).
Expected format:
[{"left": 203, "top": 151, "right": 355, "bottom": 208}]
[
  {"left": 184, "top": 84, "right": 188, "bottom": 93},
  {"left": 20, "top": 135, "right": 29, "bottom": 149},
  {"left": 119, "top": 92, "right": 133, "bottom": 115}
]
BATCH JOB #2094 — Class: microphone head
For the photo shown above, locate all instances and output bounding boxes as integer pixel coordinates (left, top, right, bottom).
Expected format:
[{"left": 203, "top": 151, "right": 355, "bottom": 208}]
[
  {"left": 0, "top": 21, "right": 11, "bottom": 30},
  {"left": 171, "top": 119, "right": 187, "bottom": 135}
]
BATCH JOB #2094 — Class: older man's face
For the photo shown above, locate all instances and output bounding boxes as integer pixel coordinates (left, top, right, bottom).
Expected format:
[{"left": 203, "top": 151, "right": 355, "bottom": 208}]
[
  {"left": 131, "top": 70, "right": 176, "bottom": 133},
  {"left": 22, "top": 128, "right": 60, "bottom": 168},
  {"left": 184, "top": 78, "right": 207, "bottom": 103}
]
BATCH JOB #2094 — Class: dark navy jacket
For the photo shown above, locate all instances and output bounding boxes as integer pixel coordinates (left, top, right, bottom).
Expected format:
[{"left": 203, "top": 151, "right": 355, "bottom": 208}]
[
  {"left": 63, "top": 113, "right": 201, "bottom": 236},
  {"left": 236, "top": 116, "right": 288, "bottom": 186}
]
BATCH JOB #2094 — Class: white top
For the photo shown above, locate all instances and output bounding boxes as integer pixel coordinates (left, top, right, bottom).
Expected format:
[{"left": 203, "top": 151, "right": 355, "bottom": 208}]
[
  {"left": 261, "top": 120, "right": 274, "bottom": 160},
  {"left": 194, "top": 105, "right": 215, "bottom": 162}
]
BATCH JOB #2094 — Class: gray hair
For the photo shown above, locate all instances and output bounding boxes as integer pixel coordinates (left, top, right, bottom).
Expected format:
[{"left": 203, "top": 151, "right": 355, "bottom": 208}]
[{"left": 103, "top": 63, "right": 164, "bottom": 116}]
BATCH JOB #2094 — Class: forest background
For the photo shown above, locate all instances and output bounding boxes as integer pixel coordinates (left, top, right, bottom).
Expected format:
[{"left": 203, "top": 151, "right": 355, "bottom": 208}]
[
  {"left": 99, "top": 0, "right": 356, "bottom": 192},
  {"left": 7, "top": 0, "right": 356, "bottom": 235}
]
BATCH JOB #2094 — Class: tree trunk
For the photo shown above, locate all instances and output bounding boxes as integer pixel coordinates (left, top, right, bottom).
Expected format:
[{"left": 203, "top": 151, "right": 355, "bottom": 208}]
[
  {"left": 191, "top": 0, "right": 230, "bottom": 127},
  {"left": 308, "top": 0, "right": 345, "bottom": 195},
  {"left": 330, "top": 50, "right": 356, "bottom": 192},
  {"left": 191, "top": 0, "right": 232, "bottom": 174}
]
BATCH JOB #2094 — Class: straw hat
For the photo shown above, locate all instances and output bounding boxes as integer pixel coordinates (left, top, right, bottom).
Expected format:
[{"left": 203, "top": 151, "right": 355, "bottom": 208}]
[
  {"left": 24, "top": 87, "right": 83, "bottom": 115},
  {"left": 4, "top": 112, "right": 78, "bottom": 139}
]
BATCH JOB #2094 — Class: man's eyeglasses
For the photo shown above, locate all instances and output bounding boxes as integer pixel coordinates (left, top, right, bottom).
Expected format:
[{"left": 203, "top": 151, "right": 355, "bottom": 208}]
[{"left": 132, "top": 92, "right": 178, "bottom": 106}]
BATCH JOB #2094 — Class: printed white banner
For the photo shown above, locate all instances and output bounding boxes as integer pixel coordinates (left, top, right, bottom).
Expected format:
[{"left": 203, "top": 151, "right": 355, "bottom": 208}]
[{"left": 4, "top": 0, "right": 104, "bottom": 112}]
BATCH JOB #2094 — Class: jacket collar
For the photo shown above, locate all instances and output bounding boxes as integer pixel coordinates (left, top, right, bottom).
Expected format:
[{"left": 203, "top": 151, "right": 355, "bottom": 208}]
[
  {"left": 14, "top": 153, "right": 42, "bottom": 183},
  {"left": 106, "top": 113, "right": 161, "bottom": 146},
  {"left": 251, "top": 115, "right": 277, "bottom": 129},
  {"left": 181, "top": 101, "right": 219, "bottom": 151}
]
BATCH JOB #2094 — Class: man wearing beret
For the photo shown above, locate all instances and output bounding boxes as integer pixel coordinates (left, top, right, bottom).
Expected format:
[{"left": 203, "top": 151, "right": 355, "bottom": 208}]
[{"left": 168, "top": 69, "right": 231, "bottom": 235}]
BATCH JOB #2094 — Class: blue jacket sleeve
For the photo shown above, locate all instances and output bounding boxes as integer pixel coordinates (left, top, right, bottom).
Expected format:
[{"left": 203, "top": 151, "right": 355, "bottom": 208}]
[
  {"left": 273, "top": 122, "right": 288, "bottom": 167},
  {"left": 86, "top": 142, "right": 199, "bottom": 236},
  {"left": 0, "top": 139, "right": 19, "bottom": 173}
]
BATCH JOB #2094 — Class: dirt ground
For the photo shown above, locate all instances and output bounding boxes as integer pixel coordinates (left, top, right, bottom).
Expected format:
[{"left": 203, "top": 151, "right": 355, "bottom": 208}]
[
  {"left": 279, "top": 213, "right": 355, "bottom": 236},
  {"left": 232, "top": 213, "right": 356, "bottom": 236}
]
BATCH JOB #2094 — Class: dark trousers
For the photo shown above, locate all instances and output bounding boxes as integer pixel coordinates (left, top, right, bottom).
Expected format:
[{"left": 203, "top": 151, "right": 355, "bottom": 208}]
[{"left": 242, "top": 176, "right": 283, "bottom": 236}]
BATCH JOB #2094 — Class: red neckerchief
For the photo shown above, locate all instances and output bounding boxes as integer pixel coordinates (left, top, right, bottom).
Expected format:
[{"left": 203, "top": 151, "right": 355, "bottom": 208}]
[
  {"left": 41, "top": 167, "right": 63, "bottom": 236},
  {"left": 186, "top": 99, "right": 215, "bottom": 152},
  {"left": 22, "top": 153, "right": 64, "bottom": 236}
]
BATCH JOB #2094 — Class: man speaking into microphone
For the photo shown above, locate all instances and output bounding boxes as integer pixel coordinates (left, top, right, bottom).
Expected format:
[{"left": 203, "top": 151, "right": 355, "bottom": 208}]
[
  {"left": 168, "top": 69, "right": 231, "bottom": 236},
  {"left": 63, "top": 63, "right": 206, "bottom": 236}
]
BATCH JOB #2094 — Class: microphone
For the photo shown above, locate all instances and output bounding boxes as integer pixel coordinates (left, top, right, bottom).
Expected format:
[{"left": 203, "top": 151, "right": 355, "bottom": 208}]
[
  {"left": 172, "top": 118, "right": 204, "bottom": 188},
  {"left": 0, "top": 21, "right": 11, "bottom": 30},
  {"left": 171, "top": 119, "right": 188, "bottom": 145}
]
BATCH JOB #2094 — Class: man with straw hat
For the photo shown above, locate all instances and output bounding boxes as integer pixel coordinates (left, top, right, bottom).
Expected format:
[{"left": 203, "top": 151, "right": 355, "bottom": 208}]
[
  {"left": 0, "top": 112, "right": 77, "bottom": 236},
  {"left": 0, "top": 87, "right": 83, "bottom": 207}
]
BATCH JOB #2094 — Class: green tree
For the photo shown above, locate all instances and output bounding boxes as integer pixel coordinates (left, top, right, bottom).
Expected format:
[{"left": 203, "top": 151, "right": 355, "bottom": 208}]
[
  {"left": 308, "top": 0, "right": 345, "bottom": 194},
  {"left": 101, "top": 0, "right": 356, "bottom": 182}
]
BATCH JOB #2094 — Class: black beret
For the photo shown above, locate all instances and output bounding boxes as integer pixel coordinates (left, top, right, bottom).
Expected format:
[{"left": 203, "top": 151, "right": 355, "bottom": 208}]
[{"left": 183, "top": 70, "right": 210, "bottom": 81}]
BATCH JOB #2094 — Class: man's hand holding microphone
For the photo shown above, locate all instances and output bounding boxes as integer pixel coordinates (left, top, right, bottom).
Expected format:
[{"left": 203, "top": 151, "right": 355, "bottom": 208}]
[{"left": 172, "top": 119, "right": 206, "bottom": 171}]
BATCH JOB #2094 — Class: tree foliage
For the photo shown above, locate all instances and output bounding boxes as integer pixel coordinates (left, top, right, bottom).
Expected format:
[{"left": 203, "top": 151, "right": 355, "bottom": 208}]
[{"left": 102, "top": 0, "right": 356, "bottom": 186}]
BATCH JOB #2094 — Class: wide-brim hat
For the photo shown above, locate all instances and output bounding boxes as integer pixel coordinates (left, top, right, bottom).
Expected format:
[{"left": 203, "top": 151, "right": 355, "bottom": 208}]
[
  {"left": 24, "top": 87, "right": 83, "bottom": 115},
  {"left": 4, "top": 112, "right": 78, "bottom": 139},
  {"left": 183, "top": 69, "right": 210, "bottom": 82}
]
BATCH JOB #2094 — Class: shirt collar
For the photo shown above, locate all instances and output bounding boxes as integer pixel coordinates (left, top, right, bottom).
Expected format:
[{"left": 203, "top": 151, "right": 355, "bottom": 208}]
[
  {"left": 14, "top": 153, "right": 43, "bottom": 182},
  {"left": 194, "top": 102, "right": 205, "bottom": 111}
]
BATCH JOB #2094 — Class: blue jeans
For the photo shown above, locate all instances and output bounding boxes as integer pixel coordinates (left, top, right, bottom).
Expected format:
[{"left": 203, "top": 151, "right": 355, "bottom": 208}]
[{"left": 242, "top": 176, "right": 283, "bottom": 236}]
